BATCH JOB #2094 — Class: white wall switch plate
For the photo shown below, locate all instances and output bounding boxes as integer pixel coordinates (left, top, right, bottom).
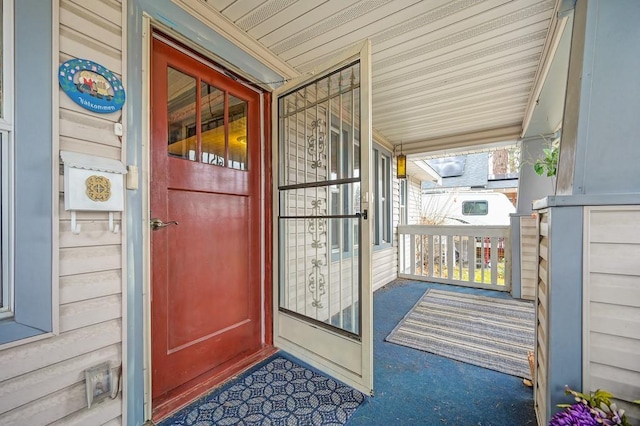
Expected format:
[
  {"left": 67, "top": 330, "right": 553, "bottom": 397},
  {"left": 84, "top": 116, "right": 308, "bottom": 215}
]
[{"left": 85, "top": 362, "right": 112, "bottom": 408}]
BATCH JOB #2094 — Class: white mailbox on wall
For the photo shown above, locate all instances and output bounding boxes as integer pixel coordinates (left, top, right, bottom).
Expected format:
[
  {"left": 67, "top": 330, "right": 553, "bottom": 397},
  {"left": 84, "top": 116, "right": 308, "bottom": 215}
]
[{"left": 60, "top": 151, "right": 127, "bottom": 234}]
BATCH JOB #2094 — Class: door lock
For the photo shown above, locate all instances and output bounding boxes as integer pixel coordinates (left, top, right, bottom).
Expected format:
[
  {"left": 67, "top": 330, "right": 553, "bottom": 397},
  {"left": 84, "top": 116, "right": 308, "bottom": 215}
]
[{"left": 150, "top": 218, "right": 179, "bottom": 231}]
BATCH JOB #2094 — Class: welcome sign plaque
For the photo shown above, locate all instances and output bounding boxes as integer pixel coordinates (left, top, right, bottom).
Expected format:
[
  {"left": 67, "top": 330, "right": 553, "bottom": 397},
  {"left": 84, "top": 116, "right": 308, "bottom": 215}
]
[{"left": 59, "top": 58, "right": 125, "bottom": 114}]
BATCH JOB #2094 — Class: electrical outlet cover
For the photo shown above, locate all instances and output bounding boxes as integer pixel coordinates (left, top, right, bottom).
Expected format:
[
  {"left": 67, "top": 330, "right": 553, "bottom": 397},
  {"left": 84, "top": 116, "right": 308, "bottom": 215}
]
[{"left": 85, "top": 362, "right": 112, "bottom": 408}]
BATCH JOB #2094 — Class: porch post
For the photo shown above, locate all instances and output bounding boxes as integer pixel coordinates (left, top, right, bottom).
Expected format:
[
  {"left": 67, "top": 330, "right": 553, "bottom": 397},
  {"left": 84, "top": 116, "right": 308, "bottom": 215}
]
[{"left": 535, "top": 0, "right": 640, "bottom": 423}]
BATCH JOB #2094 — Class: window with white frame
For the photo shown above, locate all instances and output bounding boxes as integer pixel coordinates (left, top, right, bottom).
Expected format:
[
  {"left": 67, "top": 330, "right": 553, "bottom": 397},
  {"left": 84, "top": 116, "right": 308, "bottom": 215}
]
[
  {"left": 0, "top": 0, "right": 54, "bottom": 345},
  {"left": 329, "top": 127, "right": 360, "bottom": 255},
  {"left": 0, "top": 0, "right": 13, "bottom": 318},
  {"left": 399, "top": 178, "right": 408, "bottom": 225},
  {"left": 373, "top": 146, "right": 391, "bottom": 247}
]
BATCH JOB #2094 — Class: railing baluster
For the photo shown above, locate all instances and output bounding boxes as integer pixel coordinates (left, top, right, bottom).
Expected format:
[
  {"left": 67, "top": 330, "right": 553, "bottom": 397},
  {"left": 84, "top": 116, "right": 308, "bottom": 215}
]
[
  {"left": 447, "top": 235, "right": 454, "bottom": 280},
  {"left": 409, "top": 233, "right": 415, "bottom": 276},
  {"left": 468, "top": 235, "right": 475, "bottom": 284},
  {"left": 481, "top": 236, "right": 486, "bottom": 284},
  {"left": 426, "top": 235, "right": 435, "bottom": 277},
  {"left": 491, "top": 236, "right": 498, "bottom": 285}
]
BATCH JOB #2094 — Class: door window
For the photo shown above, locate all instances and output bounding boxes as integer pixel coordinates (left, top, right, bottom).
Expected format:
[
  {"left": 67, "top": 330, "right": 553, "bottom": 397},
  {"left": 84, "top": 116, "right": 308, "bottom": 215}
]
[
  {"left": 199, "top": 80, "right": 225, "bottom": 165},
  {"left": 166, "top": 67, "right": 249, "bottom": 169},
  {"left": 228, "top": 95, "right": 247, "bottom": 170},
  {"left": 167, "top": 67, "right": 197, "bottom": 160}
]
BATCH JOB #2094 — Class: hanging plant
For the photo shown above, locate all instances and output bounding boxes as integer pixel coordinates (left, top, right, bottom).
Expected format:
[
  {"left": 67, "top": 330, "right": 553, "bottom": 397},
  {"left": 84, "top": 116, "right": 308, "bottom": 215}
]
[{"left": 533, "top": 138, "right": 559, "bottom": 177}]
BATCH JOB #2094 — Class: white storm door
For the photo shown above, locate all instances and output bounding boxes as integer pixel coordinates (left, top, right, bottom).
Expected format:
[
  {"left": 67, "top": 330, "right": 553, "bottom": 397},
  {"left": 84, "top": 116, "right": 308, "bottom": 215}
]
[{"left": 272, "top": 40, "right": 373, "bottom": 395}]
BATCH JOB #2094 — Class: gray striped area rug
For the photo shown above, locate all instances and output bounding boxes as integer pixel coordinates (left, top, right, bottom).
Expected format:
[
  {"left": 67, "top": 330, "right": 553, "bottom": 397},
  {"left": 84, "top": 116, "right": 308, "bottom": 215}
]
[{"left": 385, "top": 289, "right": 535, "bottom": 379}]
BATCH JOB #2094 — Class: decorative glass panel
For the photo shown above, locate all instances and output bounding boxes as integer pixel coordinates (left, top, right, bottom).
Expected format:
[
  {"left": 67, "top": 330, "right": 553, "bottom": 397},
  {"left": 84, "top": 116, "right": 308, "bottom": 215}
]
[
  {"left": 278, "top": 217, "right": 360, "bottom": 335},
  {"left": 280, "top": 63, "right": 360, "bottom": 187},
  {"left": 229, "top": 95, "right": 247, "bottom": 170},
  {"left": 278, "top": 62, "right": 361, "bottom": 336},
  {"left": 200, "top": 80, "right": 225, "bottom": 166},
  {"left": 167, "top": 67, "right": 197, "bottom": 160}
]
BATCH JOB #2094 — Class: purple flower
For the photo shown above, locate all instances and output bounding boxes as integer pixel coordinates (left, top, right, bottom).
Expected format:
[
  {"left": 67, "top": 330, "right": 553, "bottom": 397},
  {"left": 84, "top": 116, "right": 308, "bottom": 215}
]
[{"left": 550, "top": 403, "right": 598, "bottom": 426}]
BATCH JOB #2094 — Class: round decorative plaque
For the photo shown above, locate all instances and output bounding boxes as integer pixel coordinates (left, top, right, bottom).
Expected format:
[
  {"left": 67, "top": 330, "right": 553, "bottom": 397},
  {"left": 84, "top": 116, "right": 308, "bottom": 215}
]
[{"left": 85, "top": 175, "right": 112, "bottom": 202}]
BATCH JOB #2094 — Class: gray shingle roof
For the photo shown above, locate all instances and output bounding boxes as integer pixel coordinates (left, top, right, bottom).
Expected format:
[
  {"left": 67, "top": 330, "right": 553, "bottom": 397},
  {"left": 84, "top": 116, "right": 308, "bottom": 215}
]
[{"left": 423, "top": 153, "right": 489, "bottom": 189}]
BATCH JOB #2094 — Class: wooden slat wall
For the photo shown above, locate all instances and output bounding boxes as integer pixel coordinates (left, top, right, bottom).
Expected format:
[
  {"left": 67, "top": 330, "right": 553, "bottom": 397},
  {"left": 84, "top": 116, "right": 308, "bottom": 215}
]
[
  {"left": 535, "top": 210, "right": 549, "bottom": 426},
  {"left": 584, "top": 206, "right": 640, "bottom": 424},
  {"left": 0, "top": 1, "right": 124, "bottom": 424},
  {"left": 520, "top": 216, "right": 538, "bottom": 300}
]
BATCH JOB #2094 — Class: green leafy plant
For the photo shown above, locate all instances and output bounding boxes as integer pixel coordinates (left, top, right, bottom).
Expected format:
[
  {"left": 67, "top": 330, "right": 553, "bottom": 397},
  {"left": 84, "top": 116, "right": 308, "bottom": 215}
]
[{"left": 533, "top": 139, "right": 559, "bottom": 177}]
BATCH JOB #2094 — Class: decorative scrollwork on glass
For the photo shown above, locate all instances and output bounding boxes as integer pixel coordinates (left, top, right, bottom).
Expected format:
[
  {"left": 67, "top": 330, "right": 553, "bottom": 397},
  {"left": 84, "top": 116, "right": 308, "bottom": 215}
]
[
  {"left": 309, "top": 259, "right": 326, "bottom": 309},
  {"left": 308, "top": 198, "right": 327, "bottom": 308},
  {"left": 308, "top": 118, "right": 326, "bottom": 170},
  {"left": 309, "top": 200, "right": 326, "bottom": 249}
]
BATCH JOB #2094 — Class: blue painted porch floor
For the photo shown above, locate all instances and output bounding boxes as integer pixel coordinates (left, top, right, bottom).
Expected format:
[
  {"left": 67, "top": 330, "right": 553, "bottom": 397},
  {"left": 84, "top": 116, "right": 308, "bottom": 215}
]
[
  {"left": 348, "top": 279, "right": 536, "bottom": 425},
  {"left": 160, "top": 279, "right": 536, "bottom": 425}
]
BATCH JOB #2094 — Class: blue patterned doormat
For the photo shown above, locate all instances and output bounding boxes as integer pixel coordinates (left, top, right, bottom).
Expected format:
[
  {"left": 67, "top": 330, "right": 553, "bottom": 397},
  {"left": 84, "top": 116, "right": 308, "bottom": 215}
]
[{"left": 159, "top": 355, "right": 365, "bottom": 425}]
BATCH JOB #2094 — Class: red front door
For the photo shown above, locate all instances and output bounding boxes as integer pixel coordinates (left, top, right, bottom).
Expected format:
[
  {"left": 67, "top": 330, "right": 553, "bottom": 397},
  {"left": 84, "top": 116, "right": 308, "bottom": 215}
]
[{"left": 150, "top": 37, "right": 263, "bottom": 413}]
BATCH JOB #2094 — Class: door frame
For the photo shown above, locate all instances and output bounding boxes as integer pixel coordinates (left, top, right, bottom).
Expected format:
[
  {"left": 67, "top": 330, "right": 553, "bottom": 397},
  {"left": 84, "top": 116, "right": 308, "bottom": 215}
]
[
  {"left": 271, "top": 40, "right": 374, "bottom": 395},
  {"left": 140, "top": 22, "right": 274, "bottom": 421}
]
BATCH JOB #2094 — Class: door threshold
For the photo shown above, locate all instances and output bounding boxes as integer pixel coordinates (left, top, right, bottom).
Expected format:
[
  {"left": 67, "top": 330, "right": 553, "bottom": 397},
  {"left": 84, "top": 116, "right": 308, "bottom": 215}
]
[{"left": 152, "top": 345, "right": 278, "bottom": 423}]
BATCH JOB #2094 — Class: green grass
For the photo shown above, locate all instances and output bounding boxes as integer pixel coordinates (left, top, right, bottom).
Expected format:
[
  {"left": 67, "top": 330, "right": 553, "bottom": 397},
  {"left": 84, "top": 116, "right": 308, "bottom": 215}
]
[{"left": 417, "top": 260, "right": 506, "bottom": 285}]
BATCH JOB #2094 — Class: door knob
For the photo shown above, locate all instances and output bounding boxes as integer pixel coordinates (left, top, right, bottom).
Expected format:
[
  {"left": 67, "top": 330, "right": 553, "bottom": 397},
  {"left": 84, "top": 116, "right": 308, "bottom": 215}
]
[{"left": 150, "top": 218, "right": 179, "bottom": 231}]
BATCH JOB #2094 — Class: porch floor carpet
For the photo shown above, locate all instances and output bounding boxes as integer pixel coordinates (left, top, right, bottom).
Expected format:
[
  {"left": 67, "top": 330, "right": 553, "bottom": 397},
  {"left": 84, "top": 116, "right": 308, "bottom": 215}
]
[
  {"left": 385, "top": 288, "right": 535, "bottom": 379},
  {"left": 158, "top": 355, "right": 365, "bottom": 426},
  {"left": 348, "top": 279, "right": 536, "bottom": 425}
]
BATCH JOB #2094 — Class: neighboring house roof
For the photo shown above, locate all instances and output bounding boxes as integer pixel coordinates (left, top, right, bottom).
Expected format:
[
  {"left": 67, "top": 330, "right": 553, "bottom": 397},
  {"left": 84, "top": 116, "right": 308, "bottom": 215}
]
[
  {"left": 407, "top": 159, "right": 441, "bottom": 183},
  {"left": 422, "top": 153, "right": 489, "bottom": 189},
  {"left": 486, "top": 178, "right": 519, "bottom": 190}
]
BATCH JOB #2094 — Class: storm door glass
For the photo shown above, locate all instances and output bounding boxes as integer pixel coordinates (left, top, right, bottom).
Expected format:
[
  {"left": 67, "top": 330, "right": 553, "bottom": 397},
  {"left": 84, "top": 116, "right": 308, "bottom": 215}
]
[
  {"left": 278, "top": 62, "right": 361, "bottom": 335},
  {"left": 167, "top": 67, "right": 197, "bottom": 160}
]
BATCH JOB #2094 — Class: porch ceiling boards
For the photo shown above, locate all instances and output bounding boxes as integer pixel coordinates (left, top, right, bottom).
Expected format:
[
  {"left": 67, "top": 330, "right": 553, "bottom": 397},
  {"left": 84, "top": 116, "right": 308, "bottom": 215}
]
[{"left": 206, "top": 0, "right": 557, "bottom": 155}]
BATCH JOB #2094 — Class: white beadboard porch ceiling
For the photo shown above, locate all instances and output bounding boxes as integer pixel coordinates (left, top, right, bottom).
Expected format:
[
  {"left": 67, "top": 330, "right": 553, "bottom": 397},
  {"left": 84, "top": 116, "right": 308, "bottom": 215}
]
[{"left": 205, "top": 0, "right": 558, "bottom": 155}]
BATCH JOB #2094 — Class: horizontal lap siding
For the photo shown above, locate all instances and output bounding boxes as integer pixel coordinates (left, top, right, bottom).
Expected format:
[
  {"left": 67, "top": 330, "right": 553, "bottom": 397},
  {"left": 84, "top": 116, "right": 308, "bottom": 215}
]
[
  {"left": 407, "top": 176, "right": 422, "bottom": 226},
  {"left": 373, "top": 247, "right": 396, "bottom": 291},
  {"left": 372, "top": 172, "right": 421, "bottom": 291},
  {"left": 0, "top": 1, "right": 124, "bottom": 424},
  {"left": 585, "top": 207, "right": 640, "bottom": 424},
  {"left": 372, "top": 162, "right": 416, "bottom": 291}
]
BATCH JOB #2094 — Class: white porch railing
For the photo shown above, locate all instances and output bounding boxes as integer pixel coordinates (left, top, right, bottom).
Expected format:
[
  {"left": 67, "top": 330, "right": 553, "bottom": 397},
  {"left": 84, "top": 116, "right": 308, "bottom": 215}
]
[{"left": 398, "top": 225, "right": 511, "bottom": 291}]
